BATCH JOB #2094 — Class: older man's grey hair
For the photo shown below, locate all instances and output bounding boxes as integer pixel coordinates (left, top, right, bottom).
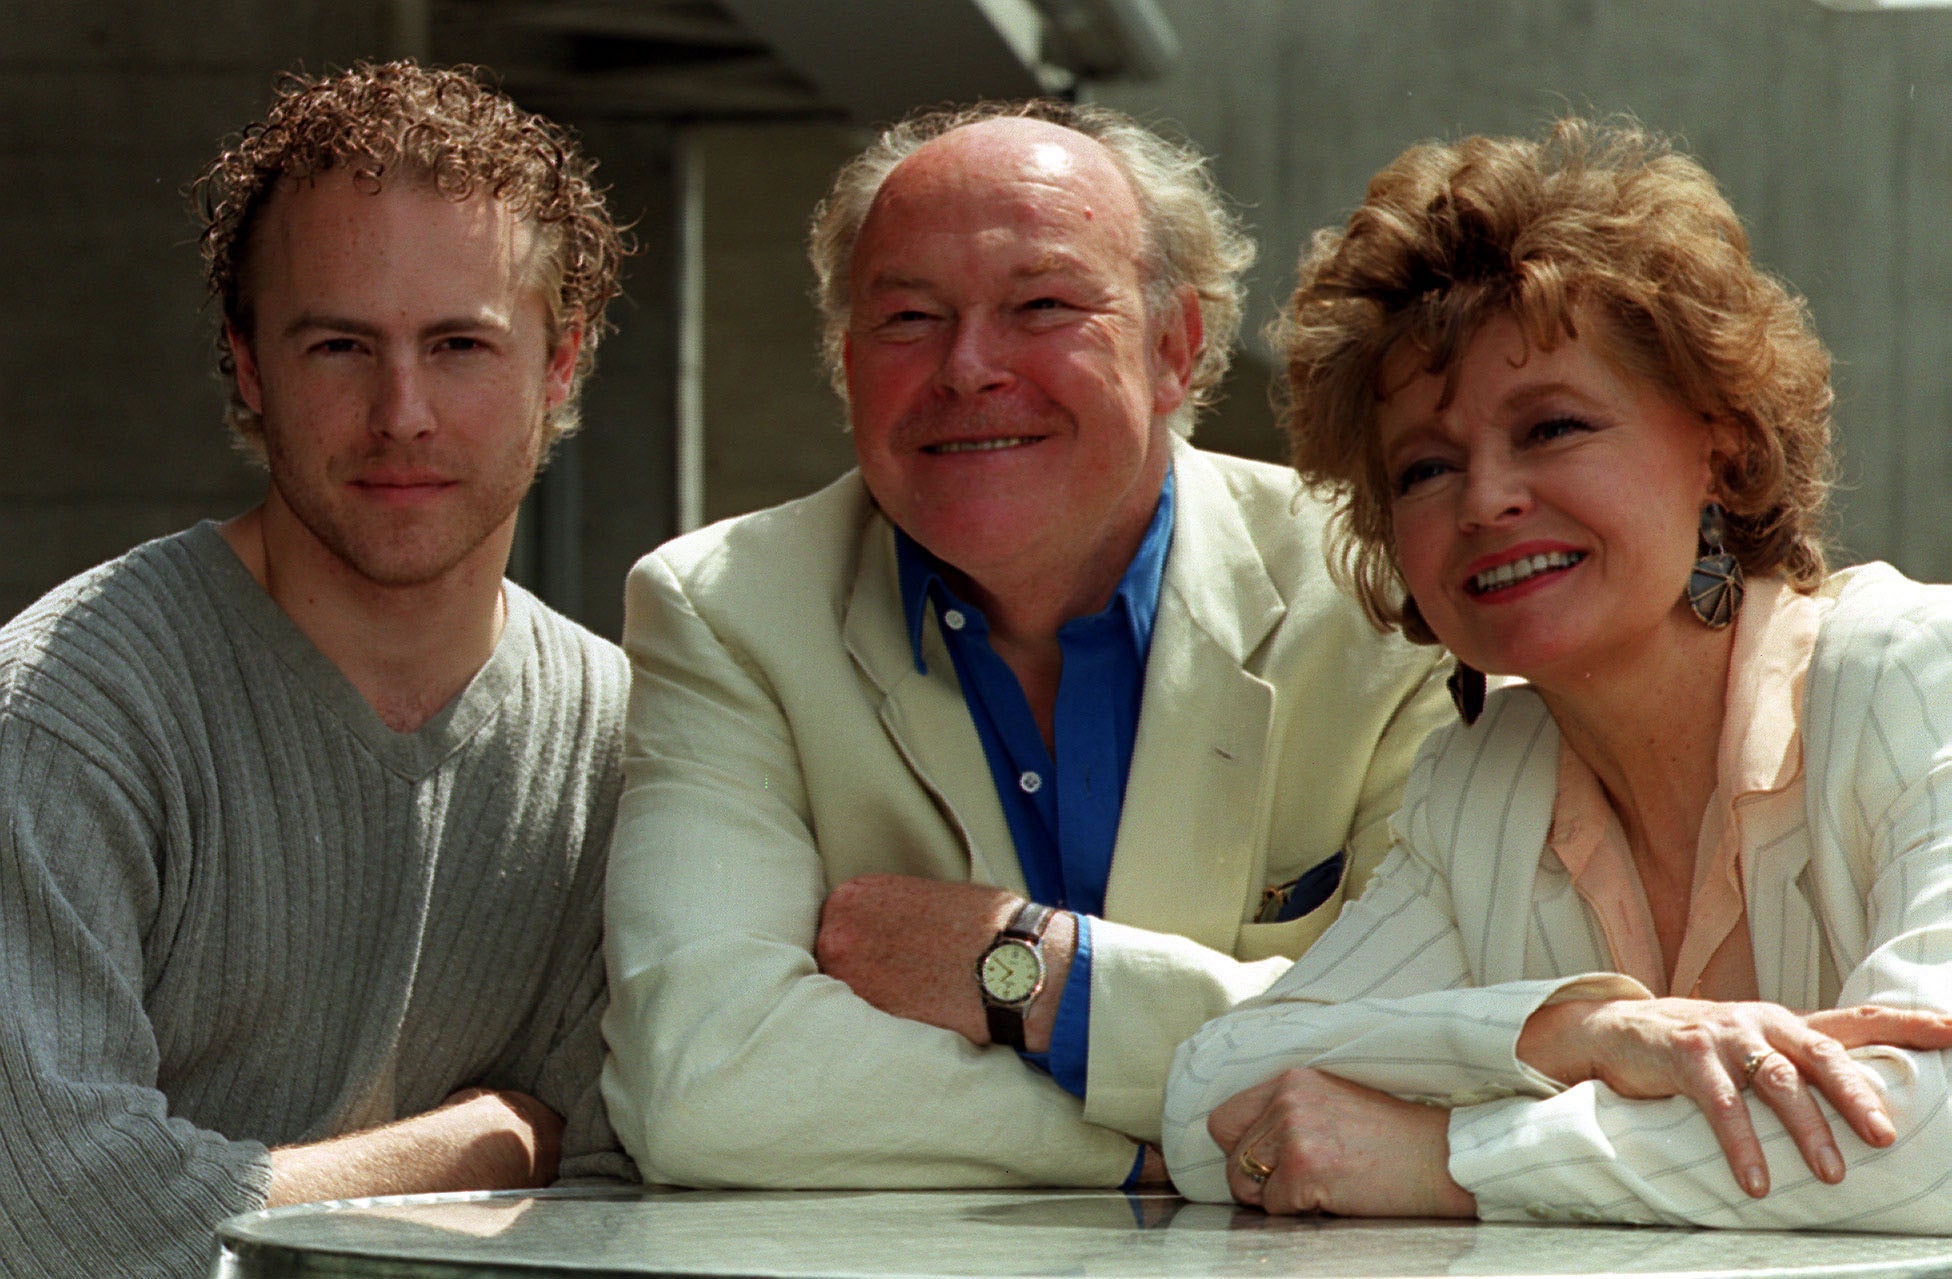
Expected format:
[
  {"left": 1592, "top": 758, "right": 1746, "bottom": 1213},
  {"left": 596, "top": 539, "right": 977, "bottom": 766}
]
[{"left": 807, "top": 99, "right": 1255, "bottom": 438}]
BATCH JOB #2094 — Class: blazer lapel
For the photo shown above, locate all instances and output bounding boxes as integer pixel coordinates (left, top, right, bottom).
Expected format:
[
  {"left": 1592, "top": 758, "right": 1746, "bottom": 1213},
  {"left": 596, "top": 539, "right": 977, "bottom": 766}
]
[
  {"left": 842, "top": 515, "right": 1019, "bottom": 890},
  {"left": 1101, "top": 444, "right": 1284, "bottom": 952},
  {"left": 1443, "top": 692, "right": 1560, "bottom": 984}
]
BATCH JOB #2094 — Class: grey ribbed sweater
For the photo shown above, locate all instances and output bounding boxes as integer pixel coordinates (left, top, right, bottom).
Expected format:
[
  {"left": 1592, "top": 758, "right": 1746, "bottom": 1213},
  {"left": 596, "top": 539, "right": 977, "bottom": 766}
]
[{"left": 0, "top": 523, "right": 632, "bottom": 1279}]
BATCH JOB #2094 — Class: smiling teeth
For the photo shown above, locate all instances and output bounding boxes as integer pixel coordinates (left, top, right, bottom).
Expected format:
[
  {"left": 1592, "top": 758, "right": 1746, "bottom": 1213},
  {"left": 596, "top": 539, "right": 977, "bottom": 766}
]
[
  {"left": 927, "top": 437, "right": 1036, "bottom": 454},
  {"left": 1471, "top": 551, "right": 1585, "bottom": 594}
]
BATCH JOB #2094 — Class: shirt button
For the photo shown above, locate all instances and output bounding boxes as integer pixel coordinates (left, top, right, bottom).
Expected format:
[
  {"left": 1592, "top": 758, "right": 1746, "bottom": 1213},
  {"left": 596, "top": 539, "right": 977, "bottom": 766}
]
[
  {"left": 1019, "top": 771, "right": 1043, "bottom": 794},
  {"left": 942, "top": 609, "right": 966, "bottom": 631}
]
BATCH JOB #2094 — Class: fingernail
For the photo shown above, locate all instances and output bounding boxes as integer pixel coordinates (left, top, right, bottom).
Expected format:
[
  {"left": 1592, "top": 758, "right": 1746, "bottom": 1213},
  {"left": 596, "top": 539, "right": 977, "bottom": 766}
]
[
  {"left": 1819, "top": 1149, "right": 1844, "bottom": 1183},
  {"left": 1869, "top": 1112, "right": 1896, "bottom": 1144},
  {"left": 1744, "top": 1167, "right": 1768, "bottom": 1197}
]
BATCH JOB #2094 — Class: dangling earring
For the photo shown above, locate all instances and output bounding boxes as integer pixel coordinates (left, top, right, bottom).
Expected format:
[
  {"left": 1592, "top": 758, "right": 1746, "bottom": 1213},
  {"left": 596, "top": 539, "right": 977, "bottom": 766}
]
[
  {"left": 1447, "top": 662, "right": 1485, "bottom": 727},
  {"left": 1687, "top": 502, "right": 1745, "bottom": 629},
  {"left": 1407, "top": 593, "right": 1485, "bottom": 726}
]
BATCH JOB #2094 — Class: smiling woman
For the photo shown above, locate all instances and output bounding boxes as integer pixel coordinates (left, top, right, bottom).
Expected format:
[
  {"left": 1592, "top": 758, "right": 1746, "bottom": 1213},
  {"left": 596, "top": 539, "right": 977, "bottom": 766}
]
[{"left": 1161, "top": 116, "right": 1952, "bottom": 1232}]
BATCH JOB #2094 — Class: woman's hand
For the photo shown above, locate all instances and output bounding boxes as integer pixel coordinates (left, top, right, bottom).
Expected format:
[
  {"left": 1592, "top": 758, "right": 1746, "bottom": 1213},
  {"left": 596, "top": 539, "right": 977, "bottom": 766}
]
[
  {"left": 1518, "top": 998, "right": 1952, "bottom": 1197},
  {"left": 1208, "top": 1067, "right": 1476, "bottom": 1218}
]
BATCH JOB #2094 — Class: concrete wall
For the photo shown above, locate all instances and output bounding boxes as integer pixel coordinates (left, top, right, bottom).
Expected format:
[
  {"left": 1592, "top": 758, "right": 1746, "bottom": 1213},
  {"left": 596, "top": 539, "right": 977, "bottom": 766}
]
[
  {"left": 694, "top": 122, "right": 861, "bottom": 527},
  {"left": 516, "top": 115, "right": 681, "bottom": 642}
]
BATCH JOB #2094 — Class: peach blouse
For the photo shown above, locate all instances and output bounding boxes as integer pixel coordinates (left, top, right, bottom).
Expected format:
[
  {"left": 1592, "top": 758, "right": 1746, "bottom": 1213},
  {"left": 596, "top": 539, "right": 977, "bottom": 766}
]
[{"left": 1545, "top": 577, "right": 1831, "bottom": 1000}]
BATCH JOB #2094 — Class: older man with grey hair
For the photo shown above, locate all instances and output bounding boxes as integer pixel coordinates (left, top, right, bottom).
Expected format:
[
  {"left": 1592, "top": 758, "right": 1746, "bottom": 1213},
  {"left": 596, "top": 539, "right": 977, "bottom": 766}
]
[{"left": 601, "top": 99, "right": 1450, "bottom": 1188}]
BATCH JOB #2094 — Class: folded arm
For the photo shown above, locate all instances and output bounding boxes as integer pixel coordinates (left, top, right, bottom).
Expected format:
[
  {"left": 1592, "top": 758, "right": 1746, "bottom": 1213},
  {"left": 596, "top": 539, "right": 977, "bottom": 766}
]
[
  {"left": 478, "top": 803, "right": 636, "bottom": 1185},
  {"left": 1162, "top": 824, "right": 1603, "bottom": 1203},
  {"left": 0, "top": 716, "right": 563, "bottom": 1278},
  {"left": 0, "top": 714, "right": 273, "bottom": 1279},
  {"left": 1169, "top": 652, "right": 1952, "bottom": 1231}
]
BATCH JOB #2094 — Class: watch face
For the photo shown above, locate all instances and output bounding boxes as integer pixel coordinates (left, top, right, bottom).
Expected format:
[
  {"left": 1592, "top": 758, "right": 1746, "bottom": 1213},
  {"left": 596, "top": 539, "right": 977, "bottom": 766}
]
[{"left": 979, "top": 938, "right": 1042, "bottom": 1005}]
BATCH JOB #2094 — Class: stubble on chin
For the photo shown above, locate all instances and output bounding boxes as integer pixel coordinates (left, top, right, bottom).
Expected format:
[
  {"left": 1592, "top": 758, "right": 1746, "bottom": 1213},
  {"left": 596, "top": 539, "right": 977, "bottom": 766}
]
[{"left": 263, "top": 435, "right": 543, "bottom": 591}]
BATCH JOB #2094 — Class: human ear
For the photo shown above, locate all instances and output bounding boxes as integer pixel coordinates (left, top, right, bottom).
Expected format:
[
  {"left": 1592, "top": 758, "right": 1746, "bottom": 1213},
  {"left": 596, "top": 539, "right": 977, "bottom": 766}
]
[
  {"left": 1150, "top": 286, "right": 1201, "bottom": 418},
  {"left": 1703, "top": 415, "right": 1747, "bottom": 503},
  {"left": 544, "top": 323, "right": 586, "bottom": 410},
  {"left": 227, "top": 323, "right": 264, "bottom": 416}
]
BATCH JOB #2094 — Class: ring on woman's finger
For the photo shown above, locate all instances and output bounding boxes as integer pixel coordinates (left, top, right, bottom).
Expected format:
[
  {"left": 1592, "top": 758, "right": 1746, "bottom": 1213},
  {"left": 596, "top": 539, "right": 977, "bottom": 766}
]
[
  {"left": 1237, "top": 1145, "right": 1276, "bottom": 1185},
  {"left": 1742, "top": 1049, "right": 1781, "bottom": 1086}
]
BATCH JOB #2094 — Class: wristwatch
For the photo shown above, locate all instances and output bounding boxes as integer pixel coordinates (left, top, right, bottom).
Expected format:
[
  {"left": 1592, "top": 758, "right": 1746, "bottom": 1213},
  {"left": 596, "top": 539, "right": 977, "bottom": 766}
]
[{"left": 975, "top": 899, "right": 1055, "bottom": 1050}]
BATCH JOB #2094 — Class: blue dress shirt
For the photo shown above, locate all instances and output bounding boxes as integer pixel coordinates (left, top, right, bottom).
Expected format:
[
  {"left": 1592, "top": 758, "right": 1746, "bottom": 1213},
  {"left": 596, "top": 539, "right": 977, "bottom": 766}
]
[{"left": 895, "top": 470, "right": 1175, "bottom": 1119}]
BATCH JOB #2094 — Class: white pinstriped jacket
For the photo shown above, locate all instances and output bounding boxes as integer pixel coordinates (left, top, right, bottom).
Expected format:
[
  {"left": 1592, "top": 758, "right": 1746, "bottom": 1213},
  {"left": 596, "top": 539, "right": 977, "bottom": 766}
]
[{"left": 1164, "top": 562, "right": 1952, "bottom": 1232}]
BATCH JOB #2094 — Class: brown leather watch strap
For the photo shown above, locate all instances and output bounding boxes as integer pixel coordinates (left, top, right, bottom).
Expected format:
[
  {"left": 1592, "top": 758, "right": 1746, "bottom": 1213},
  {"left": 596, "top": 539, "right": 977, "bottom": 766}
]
[{"left": 979, "top": 900, "right": 1055, "bottom": 1051}]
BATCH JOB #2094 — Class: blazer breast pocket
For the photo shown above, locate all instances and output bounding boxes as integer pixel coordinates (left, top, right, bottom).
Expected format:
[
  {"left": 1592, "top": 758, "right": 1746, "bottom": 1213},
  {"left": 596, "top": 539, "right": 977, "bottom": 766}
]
[
  {"left": 1257, "top": 850, "right": 1346, "bottom": 923},
  {"left": 1237, "top": 851, "right": 1348, "bottom": 963}
]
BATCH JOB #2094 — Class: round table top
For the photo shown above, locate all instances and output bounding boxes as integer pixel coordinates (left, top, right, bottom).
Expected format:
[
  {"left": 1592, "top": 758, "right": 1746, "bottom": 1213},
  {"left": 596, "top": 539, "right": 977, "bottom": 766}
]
[{"left": 213, "top": 1186, "right": 1952, "bottom": 1279}]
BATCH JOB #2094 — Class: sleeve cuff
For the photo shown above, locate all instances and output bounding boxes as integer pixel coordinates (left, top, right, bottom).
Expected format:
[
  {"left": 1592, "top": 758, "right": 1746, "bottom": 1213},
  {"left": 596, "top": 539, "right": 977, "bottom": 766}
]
[{"left": 1037, "top": 912, "right": 1093, "bottom": 1099}]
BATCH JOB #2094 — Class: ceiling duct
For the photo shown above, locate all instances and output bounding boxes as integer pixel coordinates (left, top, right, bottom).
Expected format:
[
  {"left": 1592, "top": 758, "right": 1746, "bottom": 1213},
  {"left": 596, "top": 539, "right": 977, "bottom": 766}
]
[{"left": 717, "top": 0, "right": 1175, "bottom": 124}]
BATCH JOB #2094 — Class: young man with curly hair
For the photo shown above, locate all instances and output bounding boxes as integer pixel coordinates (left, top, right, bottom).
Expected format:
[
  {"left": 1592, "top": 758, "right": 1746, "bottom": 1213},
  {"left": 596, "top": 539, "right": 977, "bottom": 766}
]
[{"left": 0, "top": 61, "right": 633, "bottom": 1276}]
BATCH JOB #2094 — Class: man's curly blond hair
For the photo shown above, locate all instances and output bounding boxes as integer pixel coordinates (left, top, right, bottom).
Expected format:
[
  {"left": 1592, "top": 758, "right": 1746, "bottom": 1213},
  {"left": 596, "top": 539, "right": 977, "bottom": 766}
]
[{"left": 193, "top": 60, "right": 629, "bottom": 457}]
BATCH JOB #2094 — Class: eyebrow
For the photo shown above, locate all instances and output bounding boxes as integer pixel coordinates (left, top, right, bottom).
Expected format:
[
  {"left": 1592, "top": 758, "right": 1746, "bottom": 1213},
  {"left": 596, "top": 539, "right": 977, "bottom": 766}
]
[
  {"left": 861, "top": 256, "right": 1095, "bottom": 295},
  {"left": 1379, "top": 420, "right": 1447, "bottom": 468},
  {"left": 282, "top": 312, "right": 513, "bottom": 340},
  {"left": 1500, "top": 380, "right": 1597, "bottom": 412},
  {"left": 1381, "top": 378, "right": 1601, "bottom": 456}
]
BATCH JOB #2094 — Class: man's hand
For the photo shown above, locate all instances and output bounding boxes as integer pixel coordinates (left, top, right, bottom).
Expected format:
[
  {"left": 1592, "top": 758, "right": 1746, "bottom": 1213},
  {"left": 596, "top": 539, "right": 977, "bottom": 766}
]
[
  {"left": 1208, "top": 1068, "right": 1474, "bottom": 1218},
  {"left": 816, "top": 874, "right": 1076, "bottom": 1051},
  {"left": 266, "top": 1087, "right": 564, "bottom": 1208}
]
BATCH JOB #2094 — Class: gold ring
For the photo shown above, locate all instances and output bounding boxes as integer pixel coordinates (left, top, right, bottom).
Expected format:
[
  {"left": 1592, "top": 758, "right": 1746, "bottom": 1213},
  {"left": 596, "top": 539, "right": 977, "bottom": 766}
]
[
  {"left": 1742, "top": 1049, "right": 1775, "bottom": 1085},
  {"left": 1237, "top": 1145, "right": 1276, "bottom": 1185}
]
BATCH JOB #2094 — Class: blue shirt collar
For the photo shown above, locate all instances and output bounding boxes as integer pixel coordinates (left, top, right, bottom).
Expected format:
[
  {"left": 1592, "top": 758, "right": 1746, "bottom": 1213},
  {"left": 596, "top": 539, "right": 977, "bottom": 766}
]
[{"left": 894, "top": 467, "right": 1176, "bottom": 675}]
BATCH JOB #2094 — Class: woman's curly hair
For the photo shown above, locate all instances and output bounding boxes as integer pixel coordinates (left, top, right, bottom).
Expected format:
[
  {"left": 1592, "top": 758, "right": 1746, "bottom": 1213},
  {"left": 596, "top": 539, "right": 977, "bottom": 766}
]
[
  {"left": 1275, "top": 116, "right": 1835, "bottom": 643},
  {"left": 193, "top": 60, "right": 630, "bottom": 454}
]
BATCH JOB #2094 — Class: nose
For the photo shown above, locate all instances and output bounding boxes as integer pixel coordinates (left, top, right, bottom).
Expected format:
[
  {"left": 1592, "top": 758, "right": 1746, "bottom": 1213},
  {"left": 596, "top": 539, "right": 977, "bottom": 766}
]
[
  {"left": 936, "top": 315, "right": 1013, "bottom": 397},
  {"left": 371, "top": 357, "right": 436, "bottom": 441},
  {"left": 1457, "top": 453, "right": 1530, "bottom": 530}
]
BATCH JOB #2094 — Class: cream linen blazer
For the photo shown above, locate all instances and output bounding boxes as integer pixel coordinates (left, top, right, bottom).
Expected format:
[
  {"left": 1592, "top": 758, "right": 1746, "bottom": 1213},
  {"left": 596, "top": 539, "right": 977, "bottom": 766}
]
[
  {"left": 601, "top": 440, "right": 1450, "bottom": 1189},
  {"left": 1166, "top": 563, "right": 1952, "bottom": 1231}
]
